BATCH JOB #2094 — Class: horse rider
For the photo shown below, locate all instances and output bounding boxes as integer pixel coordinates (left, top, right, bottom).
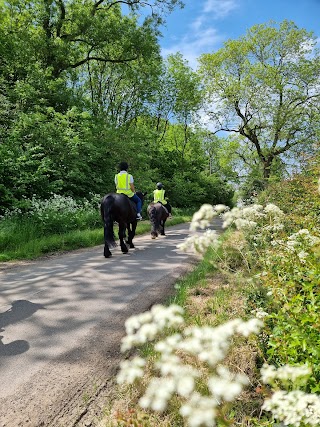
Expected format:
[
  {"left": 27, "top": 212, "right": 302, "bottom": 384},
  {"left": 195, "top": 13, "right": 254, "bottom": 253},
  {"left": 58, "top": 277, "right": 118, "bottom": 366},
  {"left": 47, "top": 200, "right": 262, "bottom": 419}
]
[
  {"left": 153, "top": 182, "right": 172, "bottom": 217},
  {"left": 115, "top": 161, "right": 143, "bottom": 220}
]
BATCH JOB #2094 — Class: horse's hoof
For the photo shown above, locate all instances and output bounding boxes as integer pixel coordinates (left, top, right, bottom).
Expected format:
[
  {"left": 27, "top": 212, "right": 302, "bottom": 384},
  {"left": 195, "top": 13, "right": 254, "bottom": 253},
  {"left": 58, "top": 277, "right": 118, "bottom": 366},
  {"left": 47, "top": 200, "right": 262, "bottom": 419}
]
[
  {"left": 104, "top": 253, "right": 112, "bottom": 258},
  {"left": 130, "top": 244, "right": 135, "bottom": 248},
  {"left": 161, "top": 233, "right": 165, "bottom": 236},
  {"left": 151, "top": 236, "right": 156, "bottom": 239}
]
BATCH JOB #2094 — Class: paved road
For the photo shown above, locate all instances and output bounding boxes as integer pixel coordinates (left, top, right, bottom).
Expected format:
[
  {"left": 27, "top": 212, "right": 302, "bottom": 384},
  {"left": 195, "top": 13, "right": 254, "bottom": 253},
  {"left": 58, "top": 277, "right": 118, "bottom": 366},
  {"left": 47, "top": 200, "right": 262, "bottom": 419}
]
[{"left": 0, "top": 220, "right": 222, "bottom": 427}]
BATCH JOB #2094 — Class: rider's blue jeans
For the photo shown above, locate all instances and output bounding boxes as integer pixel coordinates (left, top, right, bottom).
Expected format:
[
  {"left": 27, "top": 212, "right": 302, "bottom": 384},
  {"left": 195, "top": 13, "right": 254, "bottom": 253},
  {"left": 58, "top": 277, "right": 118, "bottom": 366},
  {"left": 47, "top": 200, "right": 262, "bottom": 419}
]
[{"left": 130, "top": 193, "right": 142, "bottom": 214}]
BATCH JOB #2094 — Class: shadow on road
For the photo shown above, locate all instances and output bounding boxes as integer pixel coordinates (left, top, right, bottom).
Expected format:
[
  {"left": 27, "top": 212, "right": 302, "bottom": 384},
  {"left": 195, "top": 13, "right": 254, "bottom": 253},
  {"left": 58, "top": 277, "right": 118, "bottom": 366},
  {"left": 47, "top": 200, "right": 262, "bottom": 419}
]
[{"left": 0, "top": 300, "right": 44, "bottom": 357}]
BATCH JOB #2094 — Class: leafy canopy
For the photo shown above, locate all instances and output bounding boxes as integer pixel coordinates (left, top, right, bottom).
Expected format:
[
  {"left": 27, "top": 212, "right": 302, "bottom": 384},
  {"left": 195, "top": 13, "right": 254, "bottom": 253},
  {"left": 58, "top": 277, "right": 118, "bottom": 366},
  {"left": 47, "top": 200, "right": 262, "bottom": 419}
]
[{"left": 199, "top": 20, "right": 320, "bottom": 180}]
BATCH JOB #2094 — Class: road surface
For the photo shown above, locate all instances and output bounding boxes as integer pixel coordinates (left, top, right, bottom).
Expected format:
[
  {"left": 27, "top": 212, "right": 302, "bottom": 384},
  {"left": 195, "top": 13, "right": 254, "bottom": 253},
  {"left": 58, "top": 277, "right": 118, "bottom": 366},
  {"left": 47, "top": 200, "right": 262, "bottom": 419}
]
[{"left": 0, "top": 220, "right": 222, "bottom": 427}]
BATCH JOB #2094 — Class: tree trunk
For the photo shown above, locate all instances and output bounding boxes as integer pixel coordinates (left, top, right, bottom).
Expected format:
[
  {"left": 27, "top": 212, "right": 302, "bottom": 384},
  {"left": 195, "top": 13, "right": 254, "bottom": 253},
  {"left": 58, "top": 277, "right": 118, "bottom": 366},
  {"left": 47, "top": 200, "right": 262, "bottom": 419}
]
[{"left": 262, "top": 156, "right": 273, "bottom": 181}]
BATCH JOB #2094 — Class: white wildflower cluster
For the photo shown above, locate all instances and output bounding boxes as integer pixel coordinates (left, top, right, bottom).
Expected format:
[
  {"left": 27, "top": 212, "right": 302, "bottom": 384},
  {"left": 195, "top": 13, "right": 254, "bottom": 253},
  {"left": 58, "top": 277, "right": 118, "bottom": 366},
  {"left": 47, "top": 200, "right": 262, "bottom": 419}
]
[
  {"left": 286, "top": 229, "right": 320, "bottom": 253},
  {"left": 0, "top": 206, "right": 22, "bottom": 219},
  {"left": 207, "top": 366, "right": 249, "bottom": 402},
  {"left": 180, "top": 393, "right": 218, "bottom": 427},
  {"left": 263, "top": 203, "right": 285, "bottom": 218},
  {"left": 222, "top": 204, "right": 264, "bottom": 229},
  {"left": 222, "top": 203, "right": 285, "bottom": 233},
  {"left": 214, "top": 204, "right": 229, "bottom": 214},
  {"left": 179, "top": 204, "right": 228, "bottom": 255},
  {"left": 189, "top": 204, "right": 228, "bottom": 232},
  {"left": 177, "top": 230, "right": 221, "bottom": 254},
  {"left": 117, "top": 356, "right": 146, "bottom": 384},
  {"left": 121, "top": 304, "right": 184, "bottom": 351},
  {"left": 269, "top": 229, "right": 319, "bottom": 265},
  {"left": 260, "top": 364, "right": 320, "bottom": 426},
  {"left": 251, "top": 308, "right": 269, "bottom": 319},
  {"left": 190, "top": 204, "right": 217, "bottom": 231},
  {"left": 29, "top": 194, "right": 80, "bottom": 216},
  {"left": 174, "top": 318, "right": 263, "bottom": 368},
  {"left": 297, "top": 250, "right": 309, "bottom": 263},
  {"left": 261, "top": 363, "right": 312, "bottom": 385},
  {"left": 262, "top": 390, "right": 320, "bottom": 427},
  {"left": 118, "top": 304, "right": 264, "bottom": 427}
]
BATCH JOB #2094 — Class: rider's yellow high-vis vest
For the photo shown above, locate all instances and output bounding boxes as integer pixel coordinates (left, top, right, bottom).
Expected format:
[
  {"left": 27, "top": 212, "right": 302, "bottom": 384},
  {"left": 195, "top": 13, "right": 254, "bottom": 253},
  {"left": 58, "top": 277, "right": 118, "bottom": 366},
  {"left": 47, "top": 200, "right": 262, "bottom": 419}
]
[
  {"left": 153, "top": 189, "right": 167, "bottom": 204},
  {"left": 115, "top": 173, "right": 134, "bottom": 197}
]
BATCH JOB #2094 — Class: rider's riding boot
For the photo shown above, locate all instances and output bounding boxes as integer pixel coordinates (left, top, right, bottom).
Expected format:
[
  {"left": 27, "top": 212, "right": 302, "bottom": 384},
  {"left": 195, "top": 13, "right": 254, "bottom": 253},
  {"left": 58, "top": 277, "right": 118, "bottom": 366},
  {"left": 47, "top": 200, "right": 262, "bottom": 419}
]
[{"left": 136, "top": 213, "right": 142, "bottom": 220}]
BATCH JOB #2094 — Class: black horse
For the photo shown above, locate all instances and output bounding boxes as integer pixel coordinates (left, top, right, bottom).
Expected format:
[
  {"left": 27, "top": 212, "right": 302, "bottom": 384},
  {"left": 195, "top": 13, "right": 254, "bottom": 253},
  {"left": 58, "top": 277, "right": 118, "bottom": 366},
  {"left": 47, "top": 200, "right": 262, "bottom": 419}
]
[
  {"left": 147, "top": 202, "right": 169, "bottom": 239},
  {"left": 100, "top": 191, "right": 146, "bottom": 258}
]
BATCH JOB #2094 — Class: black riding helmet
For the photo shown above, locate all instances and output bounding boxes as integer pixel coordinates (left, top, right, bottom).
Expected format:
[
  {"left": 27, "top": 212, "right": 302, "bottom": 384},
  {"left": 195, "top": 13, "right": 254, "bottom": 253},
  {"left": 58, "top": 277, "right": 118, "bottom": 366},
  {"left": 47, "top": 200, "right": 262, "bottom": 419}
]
[
  {"left": 156, "top": 182, "right": 163, "bottom": 189},
  {"left": 119, "top": 161, "right": 129, "bottom": 171}
]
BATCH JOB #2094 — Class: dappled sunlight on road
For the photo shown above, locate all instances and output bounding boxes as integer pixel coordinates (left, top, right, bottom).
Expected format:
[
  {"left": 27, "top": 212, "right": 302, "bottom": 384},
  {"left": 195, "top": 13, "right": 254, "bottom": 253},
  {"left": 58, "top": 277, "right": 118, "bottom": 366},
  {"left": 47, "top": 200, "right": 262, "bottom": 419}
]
[
  {"left": 0, "top": 223, "right": 194, "bottom": 394},
  {"left": 0, "top": 221, "right": 223, "bottom": 400}
]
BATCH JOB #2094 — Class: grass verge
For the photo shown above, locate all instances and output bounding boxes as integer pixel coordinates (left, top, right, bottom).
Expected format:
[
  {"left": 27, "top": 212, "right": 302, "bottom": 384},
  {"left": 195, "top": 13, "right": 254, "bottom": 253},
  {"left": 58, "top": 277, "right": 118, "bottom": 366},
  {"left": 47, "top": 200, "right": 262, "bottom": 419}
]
[
  {"left": 0, "top": 215, "right": 191, "bottom": 262},
  {"left": 99, "top": 245, "right": 263, "bottom": 426}
]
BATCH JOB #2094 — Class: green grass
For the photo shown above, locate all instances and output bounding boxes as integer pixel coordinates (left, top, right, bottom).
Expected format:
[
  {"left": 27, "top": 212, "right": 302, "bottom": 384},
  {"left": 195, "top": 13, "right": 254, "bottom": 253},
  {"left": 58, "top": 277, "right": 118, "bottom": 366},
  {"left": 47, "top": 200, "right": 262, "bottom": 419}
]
[
  {"left": 0, "top": 214, "right": 192, "bottom": 262},
  {"left": 169, "top": 246, "right": 219, "bottom": 306}
]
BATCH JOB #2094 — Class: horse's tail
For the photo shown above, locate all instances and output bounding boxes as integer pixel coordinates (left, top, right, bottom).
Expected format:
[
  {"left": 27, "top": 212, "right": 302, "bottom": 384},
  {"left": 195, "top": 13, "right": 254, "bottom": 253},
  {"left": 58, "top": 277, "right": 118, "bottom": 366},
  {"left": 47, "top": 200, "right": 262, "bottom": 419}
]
[
  {"left": 101, "top": 195, "right": 116, "bottom": 247},
  {"left": 148, "top": 203, "right": 159, "bottom": 234}
]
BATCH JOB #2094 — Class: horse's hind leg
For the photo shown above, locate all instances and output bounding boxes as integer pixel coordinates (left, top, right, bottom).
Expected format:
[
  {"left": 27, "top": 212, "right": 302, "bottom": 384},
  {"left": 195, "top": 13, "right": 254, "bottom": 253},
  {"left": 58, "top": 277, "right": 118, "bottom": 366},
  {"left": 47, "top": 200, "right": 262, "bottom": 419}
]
[
  {"left": 160, "top": 220, "right": 166, "bottom": 236},
  {"left": 119, "top": 223, "right": 129, "bottom": 253},
  {"left": 127, "top": 222, "right": 137, "bottom": 248},
  {"left": 103, "top": 227, "right": 112, "bottom": 258}
]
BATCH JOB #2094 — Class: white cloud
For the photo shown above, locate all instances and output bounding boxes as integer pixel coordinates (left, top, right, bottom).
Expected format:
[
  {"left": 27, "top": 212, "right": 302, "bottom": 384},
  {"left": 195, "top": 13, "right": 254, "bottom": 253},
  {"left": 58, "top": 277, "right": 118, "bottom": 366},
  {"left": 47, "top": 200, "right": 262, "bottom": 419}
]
[
  {"left": 161, "top": 0, "right": 240, "bottom": 69},
  {"left": 161, "top": 27, "right": 223, "bottom": 69},
  {"left": 191, "top": 16, "right": 205, "bottom": 32},
  {"left": 203, "top": 0, "right": 238, "bottom": 18}
]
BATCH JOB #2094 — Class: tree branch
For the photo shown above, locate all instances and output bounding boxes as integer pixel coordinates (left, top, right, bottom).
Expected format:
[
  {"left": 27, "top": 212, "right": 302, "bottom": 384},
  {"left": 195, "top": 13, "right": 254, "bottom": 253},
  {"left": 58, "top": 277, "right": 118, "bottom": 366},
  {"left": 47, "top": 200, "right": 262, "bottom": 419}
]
[
  {"left": 56, "top": 0, "right": 66, "bottom": 37},
  {"left": 234, "top": 100, "right": 266, "bottom": 162},
  {"left": 68, "top": 54, "right": 139, "bottom": 70}
]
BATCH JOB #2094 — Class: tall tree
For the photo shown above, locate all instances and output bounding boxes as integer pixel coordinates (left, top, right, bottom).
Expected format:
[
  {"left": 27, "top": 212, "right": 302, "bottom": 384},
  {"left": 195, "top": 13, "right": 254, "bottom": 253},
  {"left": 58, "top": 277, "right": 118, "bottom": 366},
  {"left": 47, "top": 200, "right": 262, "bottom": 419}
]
[
  {"left": 148, "top": 53, "right": 203, "bottom": 155},
  {"left": 199, "top": 20, "right": 320, "bottom": 182},
  {"left": 0, "top": 0, "right": 183, "bottom": 110}
]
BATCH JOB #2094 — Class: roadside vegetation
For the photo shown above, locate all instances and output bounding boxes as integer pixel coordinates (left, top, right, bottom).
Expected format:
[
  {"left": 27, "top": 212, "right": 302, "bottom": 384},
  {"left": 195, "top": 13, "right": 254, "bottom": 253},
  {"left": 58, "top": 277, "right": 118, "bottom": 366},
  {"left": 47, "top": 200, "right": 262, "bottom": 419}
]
[{"left": 99, "top": 169, "right": 320, "bottom": 427}]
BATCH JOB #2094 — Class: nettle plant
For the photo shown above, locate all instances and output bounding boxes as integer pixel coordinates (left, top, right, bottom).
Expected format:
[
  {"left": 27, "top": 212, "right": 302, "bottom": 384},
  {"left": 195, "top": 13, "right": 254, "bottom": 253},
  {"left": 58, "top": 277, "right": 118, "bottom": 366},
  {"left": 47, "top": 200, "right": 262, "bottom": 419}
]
[{"left": 118, "top": 203, "right": 320, "bottom": 426}]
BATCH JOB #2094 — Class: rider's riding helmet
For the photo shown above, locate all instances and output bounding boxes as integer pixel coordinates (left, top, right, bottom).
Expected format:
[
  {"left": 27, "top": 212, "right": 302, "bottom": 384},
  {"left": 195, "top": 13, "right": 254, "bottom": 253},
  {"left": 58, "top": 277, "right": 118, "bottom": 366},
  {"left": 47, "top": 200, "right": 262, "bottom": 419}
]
[
  {"left": 119, "top": 161, "right": 129, "bottom": 171},
  {"left": 156, "top": 182, "right": 163, "bottom": 189}
]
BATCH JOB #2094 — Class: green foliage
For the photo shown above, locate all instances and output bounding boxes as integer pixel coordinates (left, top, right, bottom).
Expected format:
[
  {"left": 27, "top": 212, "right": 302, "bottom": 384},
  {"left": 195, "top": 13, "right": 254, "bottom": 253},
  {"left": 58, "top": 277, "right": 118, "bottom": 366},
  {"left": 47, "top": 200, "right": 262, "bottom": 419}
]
[
  {"left": 166, "top": 173, "right": 233, "bottom": 208},
  {"left": 0, "top": 0, "right": 234, "bottom": 214},
  {"left": 224, "top": 177, "right": 320, "bottom": 396},
  {"left": 266, "top": 272, "right": 320, "bottom": 392},
  {"left": 258, "top": 173, "right": 320, "bottom": 229},
  {"left": 253, "top": 173, "right": 320, "bottom": 393}
]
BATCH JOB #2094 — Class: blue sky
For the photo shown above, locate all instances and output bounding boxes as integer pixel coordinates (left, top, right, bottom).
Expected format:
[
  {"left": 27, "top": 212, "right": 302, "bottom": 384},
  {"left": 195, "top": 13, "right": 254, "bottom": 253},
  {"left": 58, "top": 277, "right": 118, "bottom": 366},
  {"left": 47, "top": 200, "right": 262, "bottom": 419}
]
[{"left": 159, "top": 0, "right": 320, "bottom": 68}]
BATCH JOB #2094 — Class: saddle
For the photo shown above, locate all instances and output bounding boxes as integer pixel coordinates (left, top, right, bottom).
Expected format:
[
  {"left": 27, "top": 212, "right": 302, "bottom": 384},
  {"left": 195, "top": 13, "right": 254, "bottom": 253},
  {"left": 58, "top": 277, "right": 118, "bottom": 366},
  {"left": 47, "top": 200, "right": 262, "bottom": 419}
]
[{"left": 155, "top": 201, "right": 169, "bottom": 216}]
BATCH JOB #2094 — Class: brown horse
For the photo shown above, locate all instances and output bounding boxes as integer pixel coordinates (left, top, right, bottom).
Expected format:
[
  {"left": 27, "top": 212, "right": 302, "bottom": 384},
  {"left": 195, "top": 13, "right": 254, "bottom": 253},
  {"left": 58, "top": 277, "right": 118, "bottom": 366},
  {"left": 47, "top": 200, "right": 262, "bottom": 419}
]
[
  {"left": 100, "top": 191, "right": 146, "bottom": 258},
  {"left": 147, "top": 202, "right": 169, "bottom": 239}
]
